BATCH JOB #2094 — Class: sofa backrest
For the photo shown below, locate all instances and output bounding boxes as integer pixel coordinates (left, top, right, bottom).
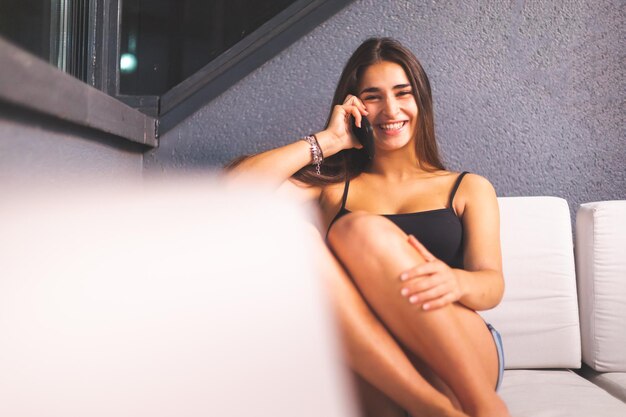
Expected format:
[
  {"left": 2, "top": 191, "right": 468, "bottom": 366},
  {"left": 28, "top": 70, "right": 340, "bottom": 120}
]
[
  {"left": 480, "top": 197, "right": 581, "bottom": 369},
  {"left": 576, "top": 200, "right": 626, "bottom": 372}
]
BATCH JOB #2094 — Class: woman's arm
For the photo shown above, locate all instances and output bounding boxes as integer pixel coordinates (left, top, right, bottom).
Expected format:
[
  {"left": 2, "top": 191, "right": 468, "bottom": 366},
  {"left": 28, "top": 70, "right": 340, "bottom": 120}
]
[
  {"left": 398, "top": 174, "right": 504, "bottom": 312},
  {"left": 227, "top": 97, "right": 368, "bottom": 189},
  {"left": 227, "top": 133, "right": 334, "bottom": 187},
  {"left": 453, "top": 174, "right": 504, "bottom": 310}
]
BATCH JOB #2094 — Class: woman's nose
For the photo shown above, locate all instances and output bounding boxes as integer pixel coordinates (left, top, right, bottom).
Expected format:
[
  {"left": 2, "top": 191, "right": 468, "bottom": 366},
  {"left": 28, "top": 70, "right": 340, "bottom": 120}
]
[{"left": 382, "top": 97, "right": 400, "bottom": 117}]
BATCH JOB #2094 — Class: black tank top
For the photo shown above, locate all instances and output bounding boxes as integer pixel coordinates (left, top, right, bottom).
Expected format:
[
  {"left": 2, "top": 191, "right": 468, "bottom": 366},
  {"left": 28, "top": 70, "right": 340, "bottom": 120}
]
[{"left": 327, "top": 172, "right": 469, "bottom": 269}]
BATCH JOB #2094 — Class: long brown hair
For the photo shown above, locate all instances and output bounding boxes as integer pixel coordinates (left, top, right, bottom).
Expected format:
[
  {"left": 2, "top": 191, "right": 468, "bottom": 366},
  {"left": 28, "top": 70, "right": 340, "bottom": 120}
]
[
  {"left": 227, "top": 38, "right": 445, "bottom": 184},
  {"left": 293, "top": 37, "right": 444, "bottom": 186}
]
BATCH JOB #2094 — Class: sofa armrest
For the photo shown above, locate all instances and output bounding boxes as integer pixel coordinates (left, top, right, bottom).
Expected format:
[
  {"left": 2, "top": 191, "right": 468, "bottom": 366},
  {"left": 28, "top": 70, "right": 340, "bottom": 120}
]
[{"left": 576, "top": 200, "right": 626, "bottom": 372}]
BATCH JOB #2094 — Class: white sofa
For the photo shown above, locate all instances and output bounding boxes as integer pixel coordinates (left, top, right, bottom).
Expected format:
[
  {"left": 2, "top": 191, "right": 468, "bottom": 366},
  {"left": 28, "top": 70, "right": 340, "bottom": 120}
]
[
  {"left": 576, "top": 201, "right": 626, "bottom": 404},
  {"left": 0, "top": 181, "right": 624, "bottom": 416},
  {"left": 481, "top": 197, "right": 626, "bottom": 416}
]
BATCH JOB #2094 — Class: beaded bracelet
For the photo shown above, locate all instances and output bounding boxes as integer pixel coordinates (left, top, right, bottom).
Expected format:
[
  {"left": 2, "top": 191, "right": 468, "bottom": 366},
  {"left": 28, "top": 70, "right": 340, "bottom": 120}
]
[{"left": 301, "top": 134, "right": 324, "bottom": 175}]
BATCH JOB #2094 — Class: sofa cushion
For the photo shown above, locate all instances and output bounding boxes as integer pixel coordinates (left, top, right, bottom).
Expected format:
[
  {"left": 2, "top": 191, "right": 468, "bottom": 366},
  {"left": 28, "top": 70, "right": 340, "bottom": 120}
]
[
  {"left": 501, "top": 369, "right": 626, "bottom": 416},
  {"left": 576, "top": 200, "right": 626, "bottom": 372},
  {"left": 579, "top": 365, "right": 626, "bottom": 403},
  {"left": 480, "top": 197, "right": 581, "bottom": 369}
]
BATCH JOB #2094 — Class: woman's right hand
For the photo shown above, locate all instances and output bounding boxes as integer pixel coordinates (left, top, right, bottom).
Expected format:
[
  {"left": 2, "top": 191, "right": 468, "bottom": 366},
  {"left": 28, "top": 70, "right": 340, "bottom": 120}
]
[{"left": 319, "top": 94, "right": 369, "bottom": 153}]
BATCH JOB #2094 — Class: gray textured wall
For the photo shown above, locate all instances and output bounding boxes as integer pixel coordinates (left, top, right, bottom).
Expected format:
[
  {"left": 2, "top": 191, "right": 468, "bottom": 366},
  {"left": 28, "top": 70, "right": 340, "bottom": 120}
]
[
  {"left": 145, "top": 0, "right": 625, "bottom": 213},
  {"left": 0, "top": 105, "right": 144, "bottom": 185}
]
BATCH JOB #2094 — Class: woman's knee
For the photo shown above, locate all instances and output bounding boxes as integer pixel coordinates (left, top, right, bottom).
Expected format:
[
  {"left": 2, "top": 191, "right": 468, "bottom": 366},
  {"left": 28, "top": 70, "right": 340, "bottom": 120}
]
[
  {"left": 328, "top": 212, "right": 404, "bottom": 252},
  {"left": 327, "top": 212, "right": 426, "bottom": 287}
]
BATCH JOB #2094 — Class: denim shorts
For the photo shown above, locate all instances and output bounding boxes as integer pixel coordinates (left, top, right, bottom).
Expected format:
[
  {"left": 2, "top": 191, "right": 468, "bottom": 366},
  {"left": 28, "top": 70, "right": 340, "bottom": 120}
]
[{"left": 486, "top": 322, "right": 505, "bottom": 391}]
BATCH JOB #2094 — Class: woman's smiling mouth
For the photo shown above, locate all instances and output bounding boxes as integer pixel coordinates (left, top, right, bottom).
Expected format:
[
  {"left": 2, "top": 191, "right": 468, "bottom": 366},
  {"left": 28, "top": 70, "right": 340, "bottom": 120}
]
[{"left": 377, "top": 121, "right": 408, "bottom": 134}]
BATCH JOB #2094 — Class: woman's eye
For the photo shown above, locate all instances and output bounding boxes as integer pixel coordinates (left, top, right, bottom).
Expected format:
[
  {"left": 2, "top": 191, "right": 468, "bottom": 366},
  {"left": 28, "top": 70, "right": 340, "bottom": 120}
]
[
  {"left": 362, "top": 95, "right": 380, "bottom": 101},
  {"left": 398, "top": 91, "right": 413, "bottom": 97}
]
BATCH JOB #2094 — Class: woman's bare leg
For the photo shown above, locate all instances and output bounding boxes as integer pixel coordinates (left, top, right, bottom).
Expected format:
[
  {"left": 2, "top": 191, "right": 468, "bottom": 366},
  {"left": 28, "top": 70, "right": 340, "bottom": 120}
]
[
  {"left": 405, "top": 349, "right": 463, "bottom": 410},
  {"left": 352, "top": 372, "right": 406, "bottom": 417},
  {"left": 306, "top": 225, "right": 467, "bottom": 417},
  {"left": 327, "top": 212, "right": 510, "bottom": 417}
]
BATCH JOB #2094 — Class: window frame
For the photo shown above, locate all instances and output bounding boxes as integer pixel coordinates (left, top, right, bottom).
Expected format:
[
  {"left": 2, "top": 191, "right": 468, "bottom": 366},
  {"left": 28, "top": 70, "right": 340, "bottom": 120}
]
[
  {"left": 0, "top": 35, "right": 158, "bottom": 146},
  {"left": 0, "top": 0, "right": 354, "bottom": 145},
  {"left": 0, "top": 0, "right": 158, "bottom": 146}
]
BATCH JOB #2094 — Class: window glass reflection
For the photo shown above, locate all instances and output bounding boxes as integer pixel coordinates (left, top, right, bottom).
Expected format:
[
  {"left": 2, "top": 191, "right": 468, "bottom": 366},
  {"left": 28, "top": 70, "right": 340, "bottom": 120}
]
[{"left": 119, "top": 0, "right": 298, "bottom": 96}]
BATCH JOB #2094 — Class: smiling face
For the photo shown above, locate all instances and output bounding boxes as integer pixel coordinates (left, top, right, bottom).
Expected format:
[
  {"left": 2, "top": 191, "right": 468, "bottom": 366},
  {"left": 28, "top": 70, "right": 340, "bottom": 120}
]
[{"left": 357, "top": 61, "right": 419, "bottom": 152}]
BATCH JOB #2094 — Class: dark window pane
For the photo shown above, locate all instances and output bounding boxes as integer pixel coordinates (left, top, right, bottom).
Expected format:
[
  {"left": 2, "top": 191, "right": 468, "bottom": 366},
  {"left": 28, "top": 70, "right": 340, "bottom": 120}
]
[
  {"left": 0, "top": 0, "right": 52, "bottom": 61},
  {"left": 119, "top": 0, "right": 298, "bottom": 96},
  {"left": 0, "top": 0, "right": 90, "bottom": 81}
]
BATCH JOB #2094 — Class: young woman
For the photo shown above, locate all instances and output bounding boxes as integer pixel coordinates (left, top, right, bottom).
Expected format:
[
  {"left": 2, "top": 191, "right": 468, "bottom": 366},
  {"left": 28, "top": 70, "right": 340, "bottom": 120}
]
[{"left": 228, "top": 38, "right": 510, "bottom": 417}]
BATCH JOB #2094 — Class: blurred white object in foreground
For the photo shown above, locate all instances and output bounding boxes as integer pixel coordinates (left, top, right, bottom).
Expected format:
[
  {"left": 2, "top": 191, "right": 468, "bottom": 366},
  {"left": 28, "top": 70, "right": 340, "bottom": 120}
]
[{"left": 0, "top": 178, "right": 357, "bottom": 417}]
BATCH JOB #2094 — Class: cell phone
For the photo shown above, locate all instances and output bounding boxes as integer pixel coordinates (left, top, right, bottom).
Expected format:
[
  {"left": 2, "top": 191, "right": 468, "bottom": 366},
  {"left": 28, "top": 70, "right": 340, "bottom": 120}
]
[{"left": 351, "top": 116, "right": 375, "bottom": 160}]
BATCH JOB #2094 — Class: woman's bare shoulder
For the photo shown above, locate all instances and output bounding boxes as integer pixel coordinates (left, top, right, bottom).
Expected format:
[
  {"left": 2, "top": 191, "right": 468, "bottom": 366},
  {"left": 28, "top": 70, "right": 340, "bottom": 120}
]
[
  {"left": 319, "top": 180, "right": 347, "bottom": 208},
  {"left": 459, "top": 173, "right": 496, "bottom": 196},
  {"left": 453, "top": 173, "right": 497, "bottom": 216}
]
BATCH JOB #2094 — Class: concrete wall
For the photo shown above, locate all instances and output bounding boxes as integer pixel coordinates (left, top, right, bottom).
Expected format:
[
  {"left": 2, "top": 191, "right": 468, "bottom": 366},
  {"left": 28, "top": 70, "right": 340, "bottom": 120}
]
[
  {"left": 0, "top": 104, "right": 144, "bottom": 186},
  {"left": 145, "top": 0, "right": 625, "bottom": 211}
]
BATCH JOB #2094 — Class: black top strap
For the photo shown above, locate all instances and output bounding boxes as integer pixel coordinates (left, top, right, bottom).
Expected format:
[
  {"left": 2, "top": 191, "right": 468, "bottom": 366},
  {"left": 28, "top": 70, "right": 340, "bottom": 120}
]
[
  {"left": 339, "top": 177, "right": 351, "bottom": 210},
  {"left": 448, "top": 171, "right": 469, "bottom": 207}
]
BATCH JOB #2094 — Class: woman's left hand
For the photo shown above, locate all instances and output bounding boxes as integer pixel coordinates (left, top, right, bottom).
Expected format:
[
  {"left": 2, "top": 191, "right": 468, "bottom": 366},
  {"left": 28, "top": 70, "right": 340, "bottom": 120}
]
[{"left": 399, "top": 235, "right": 465, "bottom": 311}]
